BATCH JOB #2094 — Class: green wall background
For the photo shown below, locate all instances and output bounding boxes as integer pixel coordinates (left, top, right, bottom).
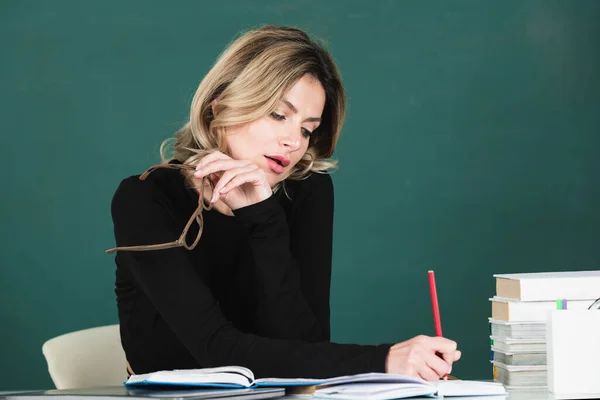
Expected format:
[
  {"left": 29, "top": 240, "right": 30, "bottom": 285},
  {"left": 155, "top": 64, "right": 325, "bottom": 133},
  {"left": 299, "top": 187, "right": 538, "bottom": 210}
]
[{"left": 1, "top": 0, "right": 599, "bottom": 391}]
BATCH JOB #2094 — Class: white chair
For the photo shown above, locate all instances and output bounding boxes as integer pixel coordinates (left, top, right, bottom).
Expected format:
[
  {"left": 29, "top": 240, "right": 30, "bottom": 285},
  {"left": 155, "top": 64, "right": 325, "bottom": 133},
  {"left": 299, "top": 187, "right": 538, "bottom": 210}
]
[{"left": 42, "top": 324, "right": 128, "bottom": 389}]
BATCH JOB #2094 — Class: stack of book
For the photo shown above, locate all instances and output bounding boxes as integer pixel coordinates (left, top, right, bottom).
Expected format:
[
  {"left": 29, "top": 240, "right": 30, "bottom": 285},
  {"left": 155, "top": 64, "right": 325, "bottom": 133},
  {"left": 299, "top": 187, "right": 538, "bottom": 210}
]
[{"left": 488, "top": 270, "right": 600, "bottom": 390}]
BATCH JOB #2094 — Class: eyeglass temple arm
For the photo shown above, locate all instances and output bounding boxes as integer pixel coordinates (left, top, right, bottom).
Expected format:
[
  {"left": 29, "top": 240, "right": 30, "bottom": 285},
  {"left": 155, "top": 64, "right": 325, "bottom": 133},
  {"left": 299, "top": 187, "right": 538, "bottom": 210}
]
[
  {"left": 105, "top": 241, "right": 181, "bottom": 254},
  {"left": 106, "top": 163, "right": 208, "bottom": 254}
]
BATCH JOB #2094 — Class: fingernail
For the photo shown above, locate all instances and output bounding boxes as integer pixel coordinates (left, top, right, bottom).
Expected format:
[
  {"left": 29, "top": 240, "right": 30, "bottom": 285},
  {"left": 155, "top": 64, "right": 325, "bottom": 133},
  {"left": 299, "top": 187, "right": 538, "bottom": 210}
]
[
  {"left": 448, "top": 366, "right": 452, "bottom": 375},
  {"left": 210, "top": 193, "right": 217, "bottom": 203}
]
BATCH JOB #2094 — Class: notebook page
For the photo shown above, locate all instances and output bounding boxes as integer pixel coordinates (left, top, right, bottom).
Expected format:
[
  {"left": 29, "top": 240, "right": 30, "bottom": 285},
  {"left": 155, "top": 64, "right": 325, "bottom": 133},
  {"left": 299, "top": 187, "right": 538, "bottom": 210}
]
[
  {"left": 256, "top": 372, "right": 426, "bottom": 388},
  {"left": 323, "top": 372, "right": 427, "bottom": 386},
  {"left": 314, "top": 382, "right": 435, "bottom": 400},
  {"left": 126, "top": 367, "right": 254, "bottom": 387},
  {"left": 436, "top": 380, "right": 507, "bottom": 397},
  {"left": 255, "top": 377, "right": 324, "bottom": 386}
]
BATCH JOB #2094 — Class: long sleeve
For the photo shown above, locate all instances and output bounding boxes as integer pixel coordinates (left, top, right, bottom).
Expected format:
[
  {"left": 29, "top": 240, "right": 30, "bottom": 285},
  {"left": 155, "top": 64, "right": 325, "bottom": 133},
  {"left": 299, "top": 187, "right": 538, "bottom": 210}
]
[
  {"left": 233, "top": 173, "right": 334, "bottom": 341},
  {"left": 111, "top": 175, "right": 391, "bottom": 379}
]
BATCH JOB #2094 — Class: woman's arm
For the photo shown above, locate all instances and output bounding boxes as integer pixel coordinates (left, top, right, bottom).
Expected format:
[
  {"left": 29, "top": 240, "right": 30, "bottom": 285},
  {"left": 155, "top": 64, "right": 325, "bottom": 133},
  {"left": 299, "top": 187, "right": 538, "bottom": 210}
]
[
  {"left": 192, "top": 152, "right": 333, "bottom": 341},
  {"left": 289, "top": 173, "right": 334, "bottom": 340},
  {"left": 234, "top": 173, "right": 334, "bottom": 341},
  {"left": 111, "top": 176, "right": 390, "bottom": 378}
]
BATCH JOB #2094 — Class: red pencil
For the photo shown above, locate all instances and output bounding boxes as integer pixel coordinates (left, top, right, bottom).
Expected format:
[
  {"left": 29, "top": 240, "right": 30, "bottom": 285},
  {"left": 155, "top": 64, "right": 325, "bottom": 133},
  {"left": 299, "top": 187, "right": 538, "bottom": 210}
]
[
  {"left": 428, "top": 270, "right": 443, "bottom": 337},
  {"left": 429, "top": 270, "right": 450, "bottom": 380}
]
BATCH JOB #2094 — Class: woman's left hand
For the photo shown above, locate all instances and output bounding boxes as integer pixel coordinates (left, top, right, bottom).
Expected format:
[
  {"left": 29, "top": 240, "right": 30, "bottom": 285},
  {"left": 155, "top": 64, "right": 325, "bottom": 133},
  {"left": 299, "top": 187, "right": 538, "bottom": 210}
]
[{"left": 193, "top": 151, "right": 272, "bottom": 210}]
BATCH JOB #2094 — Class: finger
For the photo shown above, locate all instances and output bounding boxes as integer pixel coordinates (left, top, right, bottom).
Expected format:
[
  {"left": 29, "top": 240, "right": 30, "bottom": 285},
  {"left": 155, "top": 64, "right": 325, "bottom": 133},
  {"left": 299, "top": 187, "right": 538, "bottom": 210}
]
[
  {"left": 424, "top": 351, "right": 452, "bottom": 379},
  {"left": 197, "top": 158, "right": 249, "bottom": 177},
  {"left": 424, "top": 336, "right": 458, "bottom": 354},
  {"left": 441, "top": 352, "right": 455, "bottom": 378},
  {"left": 441, "top": 349, "right": 461, "bottom": 363},
  {"left": 219, "top": 170, "right": 266, "bottom": 194},
  {"left": 405, "top": 347, "right": 446, "bottom": 382},
  {"left": 195, "top": 159, "right": 252, "bottom": 178},
  {"left": 440, "top": 350, "right": 461, "bottom": 379},
  {"left": 195, "top": 151, "right": 230, "bottom": 174},
  {"left": 418, "top": 369, "right": 440, "bottom": 382},
  {"left": 196, "top": 151, "right": 229, "bottom": 170},
  {"left": 212, "top": 165, "right": 258, "bottom": 195},
  {"left": 453, "top": 350, "right": 461, "bottom": 362},
  {"left": 417, "top": 360, "right": 442, "bottom": 382},
  {"left": 441, "top": 351, "right": 454, "bottom": 372},
  {"left": 213, "top": 171, "right": 269, "bottom": 206},
  {"left": 440, "top": 349, "right": 461, "bottom": 367},
  {"left": 210, "top": 173, "right": 219, "bottom": 185}
]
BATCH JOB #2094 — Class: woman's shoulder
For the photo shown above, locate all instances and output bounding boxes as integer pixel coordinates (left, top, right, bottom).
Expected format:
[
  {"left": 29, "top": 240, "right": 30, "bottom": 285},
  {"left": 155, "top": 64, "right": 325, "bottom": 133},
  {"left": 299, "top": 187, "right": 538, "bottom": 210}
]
[
  {"left": 283, "top": 171, "right": 334, "bottom": 202},
  {"left": 112, "top": 167, "right": 190, "bottom": 210},
  {"left": 304, "top": 171, "right": 333, "bottom": 191}
]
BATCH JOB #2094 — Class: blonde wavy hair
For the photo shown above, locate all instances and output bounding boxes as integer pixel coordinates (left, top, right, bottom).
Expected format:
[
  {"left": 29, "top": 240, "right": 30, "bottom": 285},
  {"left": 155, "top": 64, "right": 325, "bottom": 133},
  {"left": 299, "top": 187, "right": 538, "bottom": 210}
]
[{"left": 160, "top": 25, "right": 346, "bottom": 186}]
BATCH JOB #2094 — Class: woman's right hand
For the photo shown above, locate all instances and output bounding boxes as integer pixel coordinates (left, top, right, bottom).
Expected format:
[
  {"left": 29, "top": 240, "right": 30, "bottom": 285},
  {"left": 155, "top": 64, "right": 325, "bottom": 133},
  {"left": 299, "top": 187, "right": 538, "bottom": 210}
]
[
  {"left": 385, "top": 335, "right": 461, "bottom": 381},
  {"left": 193, "top": 151, "right": 272, "bottom": 210}
]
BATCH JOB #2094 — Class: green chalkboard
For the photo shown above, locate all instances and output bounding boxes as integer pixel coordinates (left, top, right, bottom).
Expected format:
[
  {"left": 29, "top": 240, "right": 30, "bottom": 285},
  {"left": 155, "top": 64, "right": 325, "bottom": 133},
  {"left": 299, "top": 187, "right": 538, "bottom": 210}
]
[{"left": 1, "top": 0, "right": 599, "bottom": 391}]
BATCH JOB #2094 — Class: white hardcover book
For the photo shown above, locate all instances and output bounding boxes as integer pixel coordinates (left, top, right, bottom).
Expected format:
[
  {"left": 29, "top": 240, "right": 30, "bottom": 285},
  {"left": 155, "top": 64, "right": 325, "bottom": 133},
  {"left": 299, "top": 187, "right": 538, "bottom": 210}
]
[
  {"left": 490, "top": 297, "right": 595, "bottom": 322},
  {"left": 494, "top": 270, "right": 600, "bottom": 301}
]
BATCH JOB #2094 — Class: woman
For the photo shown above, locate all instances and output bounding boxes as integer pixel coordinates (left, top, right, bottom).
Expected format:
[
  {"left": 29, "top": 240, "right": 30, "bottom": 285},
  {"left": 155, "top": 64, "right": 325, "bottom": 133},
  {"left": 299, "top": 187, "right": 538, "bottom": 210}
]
[{"left": 108, "top": 25, "right": 460, "bottom": 381}]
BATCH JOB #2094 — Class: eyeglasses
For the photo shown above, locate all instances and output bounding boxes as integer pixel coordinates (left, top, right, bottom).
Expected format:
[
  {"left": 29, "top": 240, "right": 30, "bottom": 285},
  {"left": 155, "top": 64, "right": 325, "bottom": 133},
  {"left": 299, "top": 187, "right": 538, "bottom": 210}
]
[
  {"left": 589, "top": 296, "right": 600, "bottom": 310},
  {"left": 105, "top": 163, "right": 213, "bottom": 254}
]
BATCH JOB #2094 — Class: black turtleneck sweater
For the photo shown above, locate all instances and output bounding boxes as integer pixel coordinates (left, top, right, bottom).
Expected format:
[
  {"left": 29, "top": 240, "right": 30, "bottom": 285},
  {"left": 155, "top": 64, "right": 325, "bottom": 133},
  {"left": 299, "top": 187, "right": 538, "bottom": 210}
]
[{"left": 111, "top": 164, "right": 391, "bottom": 378}]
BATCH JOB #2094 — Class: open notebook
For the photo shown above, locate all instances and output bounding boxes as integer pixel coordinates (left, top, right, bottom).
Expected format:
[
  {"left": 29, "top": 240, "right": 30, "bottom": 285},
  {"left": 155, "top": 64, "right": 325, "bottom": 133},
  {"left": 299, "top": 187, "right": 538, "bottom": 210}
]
[
  {"left": 125, "top": 367, "right": 506, "bottom": 399},
  {"left": 314, "top": 380, "right": 507, "bottom": 400}
]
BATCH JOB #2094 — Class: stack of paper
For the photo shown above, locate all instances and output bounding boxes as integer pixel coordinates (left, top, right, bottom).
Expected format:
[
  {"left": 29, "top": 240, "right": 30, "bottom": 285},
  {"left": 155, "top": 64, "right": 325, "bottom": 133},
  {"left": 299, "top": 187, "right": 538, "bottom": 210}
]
[{"left": 489, "top": 270, "right": 600, "bottom": 390}]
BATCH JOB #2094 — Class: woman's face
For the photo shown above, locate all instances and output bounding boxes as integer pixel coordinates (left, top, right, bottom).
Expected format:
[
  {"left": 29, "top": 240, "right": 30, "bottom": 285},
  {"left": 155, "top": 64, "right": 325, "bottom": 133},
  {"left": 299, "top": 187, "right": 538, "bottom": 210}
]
[{"left": 226, "top": 74, "right": 326, "bottom": 187}]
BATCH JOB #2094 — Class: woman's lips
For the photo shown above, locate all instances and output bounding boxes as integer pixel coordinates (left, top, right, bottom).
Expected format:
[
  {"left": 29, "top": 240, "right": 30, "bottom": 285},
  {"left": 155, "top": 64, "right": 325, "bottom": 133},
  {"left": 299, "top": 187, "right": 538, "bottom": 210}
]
[{"left": 265, "top": 156, "right": 285, "bottom": 174}]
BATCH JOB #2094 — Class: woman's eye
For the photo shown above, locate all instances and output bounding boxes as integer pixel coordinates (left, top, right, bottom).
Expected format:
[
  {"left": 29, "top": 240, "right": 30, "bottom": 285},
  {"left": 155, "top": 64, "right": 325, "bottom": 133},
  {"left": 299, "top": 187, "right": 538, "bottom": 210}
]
[
  {"left": 301, "top": 128, "right": 313, "bottom": 138},
  {"left": 271, "top": 111, "right": 312, "bottom": 138},
  {"left": 270, "top": 112, "right": 285, "bottom": 121}
]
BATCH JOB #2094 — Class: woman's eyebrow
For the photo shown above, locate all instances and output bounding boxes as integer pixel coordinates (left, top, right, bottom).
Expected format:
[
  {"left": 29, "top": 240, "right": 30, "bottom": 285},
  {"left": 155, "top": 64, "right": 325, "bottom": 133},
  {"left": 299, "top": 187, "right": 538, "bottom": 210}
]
[{"left": 281, "top": 98, "right": 322, "bottom": 122}]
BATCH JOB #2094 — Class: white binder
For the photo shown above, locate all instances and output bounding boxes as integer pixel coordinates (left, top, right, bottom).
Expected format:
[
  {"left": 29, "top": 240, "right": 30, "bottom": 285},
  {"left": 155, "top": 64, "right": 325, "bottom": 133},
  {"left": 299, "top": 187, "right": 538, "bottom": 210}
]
[{"left": 547, "top": 309, "right": 600, "bottom": 399}]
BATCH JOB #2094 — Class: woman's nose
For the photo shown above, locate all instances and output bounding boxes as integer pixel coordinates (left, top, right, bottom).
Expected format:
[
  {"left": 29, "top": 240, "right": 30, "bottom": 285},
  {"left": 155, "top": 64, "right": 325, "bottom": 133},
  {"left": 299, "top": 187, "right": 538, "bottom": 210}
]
[{"left": 279, "top": 132, "right": 301, "bottom": 151}]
